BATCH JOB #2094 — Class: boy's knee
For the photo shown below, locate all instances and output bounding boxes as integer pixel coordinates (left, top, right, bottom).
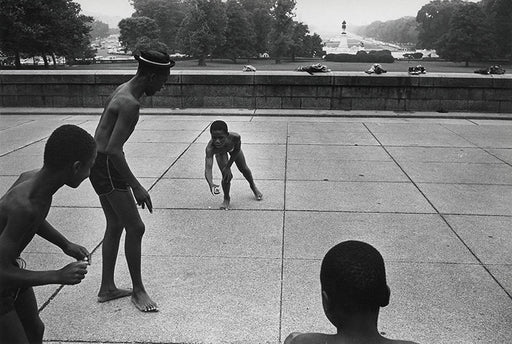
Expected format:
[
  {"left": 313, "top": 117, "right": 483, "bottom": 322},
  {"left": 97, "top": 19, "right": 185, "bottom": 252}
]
[
  {"left": 222, "top": 172, "right": 233, "bottom": 183},
  {"left": 126, "top": 221, "right": 145, "bottom": 237}
]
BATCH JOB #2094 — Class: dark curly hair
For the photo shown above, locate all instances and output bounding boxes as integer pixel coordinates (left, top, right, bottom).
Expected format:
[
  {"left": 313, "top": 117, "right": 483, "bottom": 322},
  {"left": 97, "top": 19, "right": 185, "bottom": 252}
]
[
  {"left": 320, "top": 240, "right": 388, "bottom": 314},
  {"left": 210, "top": 120, "right": 228, "bottom": 134},
  {"left": 43, "top": 125, "right": 96, "bottom": 169}
]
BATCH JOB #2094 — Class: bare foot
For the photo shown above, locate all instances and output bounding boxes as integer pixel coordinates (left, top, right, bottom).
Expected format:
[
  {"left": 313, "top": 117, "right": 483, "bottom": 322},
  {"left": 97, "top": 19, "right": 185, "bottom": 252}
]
[
  {"left": 97, "top": 288, "right": 132, "bottom": 303},
  {"left": 131, "top": 290, "right": 158, "bottom": 312},
  {"left": 220, "top": 199, "right": 230, "bottom": 210},
  {"left": 252, "top": 187, "right": 263, "bottom": 201}
]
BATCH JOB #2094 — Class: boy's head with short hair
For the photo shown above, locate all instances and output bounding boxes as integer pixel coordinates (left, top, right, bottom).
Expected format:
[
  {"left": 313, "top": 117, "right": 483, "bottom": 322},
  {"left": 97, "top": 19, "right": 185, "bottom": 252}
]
[
  {"left": 210, "top": 120, "right": 228, "bottom": 134},
  {"left": 44, "top": 124, "right": 97, "bottom": 187},
  {"left": 320, "top": 240, "right": 390, "bottom": 327}
]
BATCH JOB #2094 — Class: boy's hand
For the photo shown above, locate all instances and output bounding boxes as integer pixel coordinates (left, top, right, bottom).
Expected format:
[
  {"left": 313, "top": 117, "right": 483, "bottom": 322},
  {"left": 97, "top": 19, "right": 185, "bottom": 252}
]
[
  {"left": 133, "top": 185, "right": 153, "bottom": 213},
  {"left": 63, "top": 242, "right": 90, "bottom": 264},
  {"left": 58, "top": 261, "right": 88, "bottom": 285},
  {"left": 210, "top": 184, "right": 220, "bottom": 195}
]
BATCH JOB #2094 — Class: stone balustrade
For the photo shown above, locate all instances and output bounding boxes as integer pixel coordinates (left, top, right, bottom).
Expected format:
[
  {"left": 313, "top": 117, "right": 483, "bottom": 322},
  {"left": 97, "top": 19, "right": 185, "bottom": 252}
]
[{"left": 1, "top": 70, "right": 511, "bottom": 113}]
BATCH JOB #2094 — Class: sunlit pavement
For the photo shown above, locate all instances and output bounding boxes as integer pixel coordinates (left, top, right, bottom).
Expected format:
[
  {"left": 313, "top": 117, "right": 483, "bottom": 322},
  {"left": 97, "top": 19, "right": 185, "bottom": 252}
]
[{"left": 1, "top": 111, "right": 511, "bottom": 344}]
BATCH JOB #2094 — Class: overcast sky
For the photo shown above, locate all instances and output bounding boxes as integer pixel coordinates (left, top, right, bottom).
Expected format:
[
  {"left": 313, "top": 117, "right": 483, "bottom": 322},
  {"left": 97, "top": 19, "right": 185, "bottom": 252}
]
[{"left": 76, "top": 0, "right": 479, "bottom": 38}]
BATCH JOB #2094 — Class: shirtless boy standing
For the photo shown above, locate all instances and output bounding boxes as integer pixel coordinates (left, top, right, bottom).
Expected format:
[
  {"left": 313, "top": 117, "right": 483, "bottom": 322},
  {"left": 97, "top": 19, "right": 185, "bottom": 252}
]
[
  {"left": 89, "top": 50, "right": 174, "bottom": 312},
  {"left": 0, "top": 124, "right": 95, "bottom": 344},
  {"left": 204, "top": 120, "right": 263, "bottom": 210}
]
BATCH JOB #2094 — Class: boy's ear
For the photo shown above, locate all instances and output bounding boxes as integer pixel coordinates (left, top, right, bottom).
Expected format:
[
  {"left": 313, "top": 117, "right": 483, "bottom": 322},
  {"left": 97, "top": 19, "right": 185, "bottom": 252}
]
[
  {"left": 380, "top": 285, "right": 391, "bottom": 307},
  {"left": 71, "top": 161, "right": 81, "bottom": 174}
]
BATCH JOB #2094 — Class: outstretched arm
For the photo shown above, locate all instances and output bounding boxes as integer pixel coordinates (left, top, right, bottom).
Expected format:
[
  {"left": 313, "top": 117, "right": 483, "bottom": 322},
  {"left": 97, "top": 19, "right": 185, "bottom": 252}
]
[
  {"left": 204, "top": 144, "right": 219, "bottom": 194},
  {"left": 0, "top": 211, "right": 88, "bottom": 289},
  {"left": 37, "top": 220, "right": 90, "bottom": 262}
]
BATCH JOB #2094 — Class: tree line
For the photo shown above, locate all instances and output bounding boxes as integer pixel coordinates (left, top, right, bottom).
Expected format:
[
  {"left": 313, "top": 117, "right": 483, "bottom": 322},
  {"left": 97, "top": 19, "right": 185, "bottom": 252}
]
[
  {"left": 120, "top": 0, "right": 323, "bottom": 65},
  {"left": 416, "top": 0, "right": 511, "bottom": 66},
  {"left": 0, "top": 0, "right": 94, "bottom": 68},
  {"left": 356, "top": 0, "right": 511, "bottom": 65}
]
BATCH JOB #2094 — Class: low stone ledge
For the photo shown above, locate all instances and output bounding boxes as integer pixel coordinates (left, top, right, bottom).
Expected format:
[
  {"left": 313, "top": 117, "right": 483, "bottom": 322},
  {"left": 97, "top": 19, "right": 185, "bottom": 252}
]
[{"left": 1, "top": 70, "right": 511, "bottom": 113}]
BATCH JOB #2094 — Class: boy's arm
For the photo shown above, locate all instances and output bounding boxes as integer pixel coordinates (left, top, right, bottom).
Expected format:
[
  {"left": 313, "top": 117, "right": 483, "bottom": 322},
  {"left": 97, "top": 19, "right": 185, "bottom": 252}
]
[
  {"left": 204, "top": 144, "right": 219, "bottom": 194},
  {"left": 37, "top": 220, "right": 89, "bottom": 262},
  {"left": 0, "top": 210, "right": 88, "bottom": 289},
  {"left": 105, "top": 101, "right": 152, "bottom": 212}
]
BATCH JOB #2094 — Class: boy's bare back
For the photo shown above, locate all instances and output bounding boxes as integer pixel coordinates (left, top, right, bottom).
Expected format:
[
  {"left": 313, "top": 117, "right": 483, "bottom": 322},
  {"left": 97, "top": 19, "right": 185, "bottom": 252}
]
[{"left": 0, "top": 171, "right": 50, "bottom": 257}]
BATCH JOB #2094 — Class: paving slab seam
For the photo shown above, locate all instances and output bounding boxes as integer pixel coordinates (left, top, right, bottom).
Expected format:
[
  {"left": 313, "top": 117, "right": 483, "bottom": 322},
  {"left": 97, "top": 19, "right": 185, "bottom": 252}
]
[
  {"left": 0, "top": 118, "right": 92, "bottom": 157},
  {"left": 438, "top": 213, "right": 512, "bottom": 218},
  {"left": 363, "top": 122, "right": 512, "bottom": 300},
  {"left": 479, "top": 148, "right": 512, "bottom": 168},
  {"left": 440, "top": 124, "right": 512, "bottom": 168},
  {"left": 0, "top": 137, "right": 48, "bottom": 158},
  {"left": 147, "top": 123, "right": 211, "bottom": 193},
  {"left": 284, "top": 258, "right": 485, "bottom": 266},
  {"left": 277, "top": 122, "right": 290, "bottom": 344}
]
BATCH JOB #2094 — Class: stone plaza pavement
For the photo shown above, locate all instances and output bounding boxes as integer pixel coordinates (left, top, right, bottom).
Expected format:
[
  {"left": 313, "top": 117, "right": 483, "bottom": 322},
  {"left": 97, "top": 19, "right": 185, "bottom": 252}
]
[{"left": 0, "top": 111, "right": 511, "bottom": 344}]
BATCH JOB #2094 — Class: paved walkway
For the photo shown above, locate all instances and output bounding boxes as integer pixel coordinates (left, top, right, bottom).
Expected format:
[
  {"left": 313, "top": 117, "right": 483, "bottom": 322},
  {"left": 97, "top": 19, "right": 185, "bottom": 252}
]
[{"left": 1, "top": 112, "right": 511, "bottom": 344}]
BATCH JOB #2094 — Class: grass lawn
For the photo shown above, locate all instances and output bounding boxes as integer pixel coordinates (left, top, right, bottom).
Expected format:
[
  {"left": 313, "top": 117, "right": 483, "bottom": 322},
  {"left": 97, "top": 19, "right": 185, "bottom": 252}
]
[{"left": 65, "top": 57, "right": 511, "bottom": 74}]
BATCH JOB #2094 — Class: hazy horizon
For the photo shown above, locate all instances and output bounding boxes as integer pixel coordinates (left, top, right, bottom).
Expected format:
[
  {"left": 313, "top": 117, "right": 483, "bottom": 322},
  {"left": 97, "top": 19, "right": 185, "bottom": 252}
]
[{"left": 77, "top": 0, "right": 480, "bottom": 39}]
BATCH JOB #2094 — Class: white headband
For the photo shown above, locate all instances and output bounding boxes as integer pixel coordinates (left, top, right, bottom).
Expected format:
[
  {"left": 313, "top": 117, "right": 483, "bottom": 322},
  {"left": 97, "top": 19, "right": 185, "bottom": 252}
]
[{"left": 137, "top": 55, "right": 172, "bottom": 66}]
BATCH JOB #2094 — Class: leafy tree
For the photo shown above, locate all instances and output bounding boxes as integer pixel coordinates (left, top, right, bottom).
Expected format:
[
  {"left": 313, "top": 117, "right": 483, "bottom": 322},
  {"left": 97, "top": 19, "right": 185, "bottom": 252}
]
[
  {"left": 133, "top": 36, "right": 169, "bottom": 55},
  {"left": 303, "top": 32, "right": 323, "bottom": 57},
  {"left": 118, "top": 16, "right": 160, "bottom": 52},
  {"left": 221, "top": 0, "right": 255, "bottom": 63},
  {"left": 416, "top": 0, "right": 464, "bottom": 49},
  {"left": 89, "top": 20, "right": 110, "bottom": 40},
  {"left": 0, "top": 0, "right": 93, "bottom": 68},
  {"left": 481, "top": 0, "right": 512, "bottom": 59},
  {"left": 357, "top": 17, "right": 418, "bottom": 45},
  {"left": 176, "top": 0, "right": 227, "bottom": 66},
  {"left": 289, "top": 21, "right": 309, "bottom": 61},
  {"left": 0, "top": 0, "right": 43, "bottom": 67},
  {"left": 436, "top": 2, "right": 495, "bottom": 66},
  {"left": 131, "top": 0, "right": 188, "bottom": 52},
  {"left": 240, "top": 0, "right": 273, "bottom": 55},
  {"left": 268, "top": 0, "right": 296, "bottom": 63}
]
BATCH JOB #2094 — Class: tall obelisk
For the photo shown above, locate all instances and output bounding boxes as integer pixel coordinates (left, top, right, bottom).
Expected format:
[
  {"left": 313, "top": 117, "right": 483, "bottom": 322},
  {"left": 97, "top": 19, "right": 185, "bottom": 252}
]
[{"left": 337, "top": 20, "right": 349, "bottom": 53}]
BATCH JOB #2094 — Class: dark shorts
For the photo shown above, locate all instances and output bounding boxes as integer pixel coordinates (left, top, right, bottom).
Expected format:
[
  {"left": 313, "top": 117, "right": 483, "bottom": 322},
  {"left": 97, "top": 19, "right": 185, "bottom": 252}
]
[
  {"left": 89, "top": 152, "right": 129, "bottom": 196},
  {"left": 0, "top": 259, "right": 28, "bottom": 316}
]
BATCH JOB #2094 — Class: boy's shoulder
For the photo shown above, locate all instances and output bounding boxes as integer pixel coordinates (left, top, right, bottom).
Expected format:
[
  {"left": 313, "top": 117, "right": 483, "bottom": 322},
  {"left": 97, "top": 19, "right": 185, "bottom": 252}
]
[{"left": 228, "top": 131, "right": 241, "bottom": 139}]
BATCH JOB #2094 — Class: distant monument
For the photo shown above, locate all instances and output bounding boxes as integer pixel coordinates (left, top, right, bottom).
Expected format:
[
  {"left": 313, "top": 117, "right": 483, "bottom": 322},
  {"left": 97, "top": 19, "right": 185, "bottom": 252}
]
[{"left": 323, "top": 19, "right": 364, "bottom": 55}]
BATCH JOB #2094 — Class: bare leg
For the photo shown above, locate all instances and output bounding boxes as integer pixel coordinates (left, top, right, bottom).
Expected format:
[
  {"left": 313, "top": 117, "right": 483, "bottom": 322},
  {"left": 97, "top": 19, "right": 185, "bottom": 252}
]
[
  {"left": 215, "top": 153, "right": 231, "bottom": 209},
  {"left": 234, "top": 151, "right": 262, "bottom": 200},
  {"left": 14, "top": 287, "right": 44, "bottom": 344},
  {"left": 0, "top": 310, "right": 30, "bottom": 344},
  {"left": 97, "top": 196, "right": 132, "bottom": 302},
  {"left": 103, "top": 190, "right": 157, "bottom": 312}
]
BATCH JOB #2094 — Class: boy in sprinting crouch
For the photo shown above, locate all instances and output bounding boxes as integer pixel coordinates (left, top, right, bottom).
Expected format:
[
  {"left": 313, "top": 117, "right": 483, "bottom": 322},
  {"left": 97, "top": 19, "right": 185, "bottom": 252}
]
[
  {"left": 204, "top": 120, "right": 263, "bottom": 210},
  {"left": 284, "top": 240, "right": 420, "bottom": 344},
  {"left": 89, "top": 50, "right": 174, "bottom": 312},
  {"left": 0, "top": 125, "right": 95, "bottom": 344}
]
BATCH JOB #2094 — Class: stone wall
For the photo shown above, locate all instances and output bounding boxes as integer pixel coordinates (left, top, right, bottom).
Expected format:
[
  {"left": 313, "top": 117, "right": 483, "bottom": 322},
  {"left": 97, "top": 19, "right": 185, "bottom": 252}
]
[{"left": 1, "top": 70, "right": 511, "bottom": 113}]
